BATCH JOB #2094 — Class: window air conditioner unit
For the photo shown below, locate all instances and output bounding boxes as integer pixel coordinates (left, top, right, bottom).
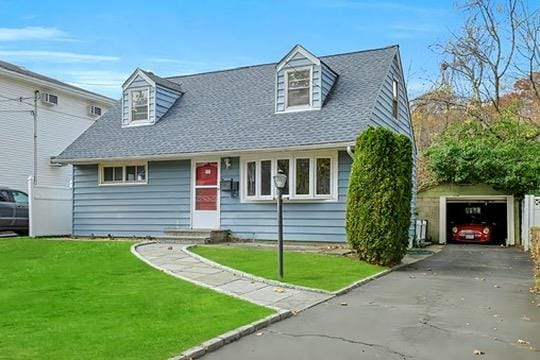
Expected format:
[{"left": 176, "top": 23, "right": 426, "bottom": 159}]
[
  {"left": 42, "top": 93, "right": 58, "bottom": 106},
  {"left": 88, "top": 105, "right": 102, "bottom": 117}
]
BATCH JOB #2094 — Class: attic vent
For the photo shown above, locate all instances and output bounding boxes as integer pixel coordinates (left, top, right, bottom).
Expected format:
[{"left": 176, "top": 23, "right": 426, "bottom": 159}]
[
  {"left": 41, "top": 93, "right": 58, "bottom": 106},
  {"left": 88, "top": 105, "right": 102, "bottom": 117}
]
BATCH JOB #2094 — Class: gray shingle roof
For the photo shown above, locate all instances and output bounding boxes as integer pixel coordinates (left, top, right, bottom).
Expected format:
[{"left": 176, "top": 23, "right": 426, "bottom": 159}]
[
  {"left": 56, "top": 45, "right": 398, "bottom": 162},
  {"left": 0, "top": 60, "right": 115, "bottom": 103},
  {"left": 140, "top": 69, "right": 184, "bottom": 94}
]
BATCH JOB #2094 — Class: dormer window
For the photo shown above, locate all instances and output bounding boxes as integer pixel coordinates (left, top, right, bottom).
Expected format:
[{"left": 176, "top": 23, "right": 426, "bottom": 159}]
[
  {"left": 286, "top": 69, "right": 311, "bottom": 108},
  {"left": 130, "top": 88, "right": 149, "bottom": 122}
]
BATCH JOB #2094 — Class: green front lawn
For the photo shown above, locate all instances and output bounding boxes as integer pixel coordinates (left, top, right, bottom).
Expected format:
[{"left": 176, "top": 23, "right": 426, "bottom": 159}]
[
  {"left": 191, "top": 245, "right": 386, "bottom": 292},
  {"left": 0, "top": 239, "right": 272, "bottom": 360}
]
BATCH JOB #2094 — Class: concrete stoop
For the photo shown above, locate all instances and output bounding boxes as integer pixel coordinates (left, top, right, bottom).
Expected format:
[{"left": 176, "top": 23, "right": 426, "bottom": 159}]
[{"left": 159, "top": 229, "right": 230, "bottom": 244}]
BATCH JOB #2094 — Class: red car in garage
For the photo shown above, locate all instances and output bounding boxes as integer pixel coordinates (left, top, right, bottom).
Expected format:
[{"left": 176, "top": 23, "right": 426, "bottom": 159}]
[{"left": 451, "top": 223, "right": 493, "bottom": 243}]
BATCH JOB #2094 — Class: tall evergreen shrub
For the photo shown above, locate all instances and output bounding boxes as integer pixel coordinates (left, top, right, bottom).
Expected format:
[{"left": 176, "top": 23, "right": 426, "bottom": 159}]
[{"left": 346, "top": 127, "right": 413, "bottom": 266}]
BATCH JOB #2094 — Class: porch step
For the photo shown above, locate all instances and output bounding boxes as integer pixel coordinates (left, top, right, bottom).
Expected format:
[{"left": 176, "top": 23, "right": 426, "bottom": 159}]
[{"left": 161, "top": 228, "right": 230, "bottom": 244}]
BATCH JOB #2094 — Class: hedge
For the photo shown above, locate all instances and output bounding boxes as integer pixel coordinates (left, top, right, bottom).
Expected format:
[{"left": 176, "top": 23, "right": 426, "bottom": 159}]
[{"left": 346, "top": 127, "right": 413, "bottom": 266}]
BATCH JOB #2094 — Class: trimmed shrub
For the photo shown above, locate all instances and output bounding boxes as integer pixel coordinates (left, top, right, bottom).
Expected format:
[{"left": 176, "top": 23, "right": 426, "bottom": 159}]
[
  {"left": 346, "top": 127, "right": 413, "bottom": 266},
  {"left": 531, "top": 227, "right": 540, "bottom": 292}
]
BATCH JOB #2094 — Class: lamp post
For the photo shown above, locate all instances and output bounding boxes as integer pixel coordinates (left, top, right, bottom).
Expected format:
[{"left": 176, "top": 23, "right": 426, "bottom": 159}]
[{"left": 273, "top": 169, "right": 287, "bottom": 278}]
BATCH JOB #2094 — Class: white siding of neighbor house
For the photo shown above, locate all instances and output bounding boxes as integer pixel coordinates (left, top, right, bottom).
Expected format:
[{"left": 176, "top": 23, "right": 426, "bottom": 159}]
[{"left": 0, "top": 74, "right": 112, "bottom": 191}]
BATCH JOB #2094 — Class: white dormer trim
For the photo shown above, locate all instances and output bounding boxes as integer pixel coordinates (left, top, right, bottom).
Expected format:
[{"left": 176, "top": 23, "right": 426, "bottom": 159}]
[
  {"left": 122, "top": 69, "right": 156, "bottom": 90},
  {"left": 276, "top": 45, "right": 320, "bottom": 72}
]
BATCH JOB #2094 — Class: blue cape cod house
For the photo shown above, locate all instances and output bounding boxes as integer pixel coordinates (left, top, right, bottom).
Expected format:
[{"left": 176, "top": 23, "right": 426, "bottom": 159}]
[{"left": 55, "top": 44, "right": 415, "bottom": 242}]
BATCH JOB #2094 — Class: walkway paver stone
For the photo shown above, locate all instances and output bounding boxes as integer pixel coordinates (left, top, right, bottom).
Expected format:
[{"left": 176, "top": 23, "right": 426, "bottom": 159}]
[{"left": 134, "top": 242, "right": 333, "bottom": 311}]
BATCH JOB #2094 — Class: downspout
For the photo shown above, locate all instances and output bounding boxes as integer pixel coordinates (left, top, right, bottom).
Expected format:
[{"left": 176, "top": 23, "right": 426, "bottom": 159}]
[{"left": 346, "top": 145, "right": 354, "bottom": 159}]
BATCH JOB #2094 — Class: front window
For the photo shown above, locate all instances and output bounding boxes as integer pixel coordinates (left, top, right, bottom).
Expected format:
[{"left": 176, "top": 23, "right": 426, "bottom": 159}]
[
  {"left": 316, "top": 158, "right": 331, "bottom": 195},
  {"left": 260, "top": 160, "right": 272, "bottom": 196},
  {"left": 100, "top": 163, "right": 147, "bottom": 185},
  {"left": 130, "top": 88, "right": 149, "bottom": 122},
  {"left": 295, "top": 158, "right": 310, "bottom": 195},
  {"left": 287, "top": 69, "right": 310, "bottom": 107},
  {"left": 242, "top": 152, "right": 336, "bottom": 201}
]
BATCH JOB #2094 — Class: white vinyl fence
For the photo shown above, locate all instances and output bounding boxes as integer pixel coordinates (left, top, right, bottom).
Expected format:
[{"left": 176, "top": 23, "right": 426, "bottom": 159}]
[
  {"left": 28, "top": 176, "right": 72, "bottom": 237},
  {"left": 522, "top": 195, "right": 540, "bottom": 251}
]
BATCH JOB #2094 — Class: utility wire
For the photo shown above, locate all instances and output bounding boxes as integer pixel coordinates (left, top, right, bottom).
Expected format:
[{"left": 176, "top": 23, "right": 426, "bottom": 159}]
[{"left": 0, "top": 92, "right": 97, "bottom": 121}]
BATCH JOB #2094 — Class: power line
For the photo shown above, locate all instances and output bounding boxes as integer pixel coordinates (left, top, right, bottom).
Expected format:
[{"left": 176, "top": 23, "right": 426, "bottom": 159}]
[{"left": 0, "top": 92, "right": 97, "bottom": 120}]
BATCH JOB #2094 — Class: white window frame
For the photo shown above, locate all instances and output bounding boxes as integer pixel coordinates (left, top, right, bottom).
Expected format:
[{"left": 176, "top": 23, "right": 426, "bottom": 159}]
[
  {"left": 99, "top": 162, "right": 148, "bottom": 186},
  {"left": 392, "top": 78, "right": 399, "bottom": 120},
  {"left": 284, "top": 66, "right": 312, "bottom": 111},
  {"left": 128, "top": 87, "right": 151, "bottom": 125},
  {"left": 240, "top": 151, "right": 338, "bottom": 202},
  {"left": 314, "top": 156, "right": 333, "bottom": 198}
]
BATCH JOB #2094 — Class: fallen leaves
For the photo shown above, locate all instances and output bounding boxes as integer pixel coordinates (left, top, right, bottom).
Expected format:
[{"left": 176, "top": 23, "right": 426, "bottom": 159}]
[
  {"left": 273, "top": 287, "right": 285, "bottom": 293},
  {"left": 340, "top": 302, "right": 348, "bottom": 306},
  {"left": 517, "top": 339, "right": 530, "bottom": 345},
  {"left": 522, "top": 315, "right": 531, "bottom": 321},
  {"left": 473, "top": 349, "right": 484, "bottom": 355},
  {"left": 255, "top": 332, "right": 263, "bottom": 336}
]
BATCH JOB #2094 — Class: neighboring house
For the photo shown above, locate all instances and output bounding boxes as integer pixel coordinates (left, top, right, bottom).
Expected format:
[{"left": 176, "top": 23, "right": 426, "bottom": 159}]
[
  {"left": 55, "top": 44, "right": 415, "bottom": 242},
  {"left": 0, "top": 60, "right": 116, "bottom": 191}
]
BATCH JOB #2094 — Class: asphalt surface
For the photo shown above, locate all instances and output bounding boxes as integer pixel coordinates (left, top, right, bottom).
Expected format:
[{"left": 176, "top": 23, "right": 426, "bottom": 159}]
[{"left": 205, "top": 245, "right": 539, "bottom": 360}]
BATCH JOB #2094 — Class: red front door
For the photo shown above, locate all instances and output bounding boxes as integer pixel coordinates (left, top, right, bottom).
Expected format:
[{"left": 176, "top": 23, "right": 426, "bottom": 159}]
[{"left": 192, "top": 161, "right": 220, "bottom": 229}]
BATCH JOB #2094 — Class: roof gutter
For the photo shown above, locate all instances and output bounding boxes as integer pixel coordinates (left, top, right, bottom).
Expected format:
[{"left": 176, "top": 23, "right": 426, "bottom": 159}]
[
  {"left": 52, "top": 141, "right": 356, "bottom": 165},
  {"left": 346, "top": 145, "right": 355, "bottom": 159}
]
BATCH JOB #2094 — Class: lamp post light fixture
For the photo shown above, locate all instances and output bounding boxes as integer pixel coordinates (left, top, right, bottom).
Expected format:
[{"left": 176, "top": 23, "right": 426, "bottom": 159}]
[{"left": 273, "top": 169, "right": 287, "bottom": 278}]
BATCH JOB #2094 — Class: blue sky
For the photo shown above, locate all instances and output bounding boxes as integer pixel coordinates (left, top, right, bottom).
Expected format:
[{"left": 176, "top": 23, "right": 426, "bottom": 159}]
[{"left": 0, "top": 1, "right": 471, "bottom": 98}]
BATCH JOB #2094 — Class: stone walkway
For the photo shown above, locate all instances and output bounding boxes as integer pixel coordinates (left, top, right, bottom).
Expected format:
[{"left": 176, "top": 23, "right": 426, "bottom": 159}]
[{"left": 134, "top": 242, "right": 333, "bottom": 312}]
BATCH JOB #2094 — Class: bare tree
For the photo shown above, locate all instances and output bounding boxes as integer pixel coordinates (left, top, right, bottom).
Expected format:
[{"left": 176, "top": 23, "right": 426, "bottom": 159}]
[
  {"left": 516, "top": 2, "right": 540, "bottom": 100},
  {"left": 435, "top": 0, "right": 522, "bottom": 113}
]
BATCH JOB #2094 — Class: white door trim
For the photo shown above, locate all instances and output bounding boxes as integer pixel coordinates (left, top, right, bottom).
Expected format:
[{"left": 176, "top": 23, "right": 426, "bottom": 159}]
[
  {"left": 191, "top": 159, "right": 220, "bottom": 229},
  {"left": 438, "top": 195, "right": 514, "bottom": 245}
]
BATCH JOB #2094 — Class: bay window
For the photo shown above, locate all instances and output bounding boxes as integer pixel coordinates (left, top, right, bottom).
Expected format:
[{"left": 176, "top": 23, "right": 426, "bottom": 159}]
[{"left": 242, "top": 152, "right": 337, "bottom": 201}]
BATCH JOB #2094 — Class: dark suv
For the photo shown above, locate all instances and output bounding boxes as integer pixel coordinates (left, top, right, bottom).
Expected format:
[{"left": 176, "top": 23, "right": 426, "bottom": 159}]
[{"left": 0, "top": 188, "right": 29, "bottom": 235}]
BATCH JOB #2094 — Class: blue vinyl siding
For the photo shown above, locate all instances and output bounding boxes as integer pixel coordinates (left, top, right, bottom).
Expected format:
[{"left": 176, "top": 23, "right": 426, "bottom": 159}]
[
  {"left": 72, "top": 160, "right": 190, "bottom": 237},
  {"left": 320, "top": 63, "right": 337, "bottom": 104},
  {"left": 155, "top": 85, "right": 181, "bottom": 120},
  {"left": 220, "top": 151, "right": 351, "bottom": 242},
  {"left": 369, "top": 54, "right": 417, "bottom": 239}
]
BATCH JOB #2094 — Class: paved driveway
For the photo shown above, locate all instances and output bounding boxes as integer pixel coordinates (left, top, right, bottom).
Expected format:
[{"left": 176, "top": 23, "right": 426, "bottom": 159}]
[{"left": 205, "top": 245, "right": 539, "bottom": 360}]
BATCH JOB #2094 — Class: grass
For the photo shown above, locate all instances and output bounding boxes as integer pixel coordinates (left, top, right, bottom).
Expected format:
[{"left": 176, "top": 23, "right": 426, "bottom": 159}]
[
  {"left": 191, "top": 245, "right": 386, "bottom": 292},
  {"left": 0, "top": 238, "right": 273, "bottom": 360}
]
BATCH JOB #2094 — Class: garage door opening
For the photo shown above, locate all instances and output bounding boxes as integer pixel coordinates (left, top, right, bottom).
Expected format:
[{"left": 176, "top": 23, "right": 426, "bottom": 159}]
[{"left": 446, "top": 201, "right": 507, "bottom": 245}]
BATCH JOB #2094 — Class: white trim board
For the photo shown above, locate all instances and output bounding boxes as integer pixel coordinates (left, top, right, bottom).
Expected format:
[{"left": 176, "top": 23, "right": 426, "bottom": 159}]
[{"left": 438, "top": 195, "right": 514, "bottom": 245}]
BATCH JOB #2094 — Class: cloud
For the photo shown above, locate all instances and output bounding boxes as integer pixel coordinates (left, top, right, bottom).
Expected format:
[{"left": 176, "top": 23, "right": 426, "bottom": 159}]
[
  {"left": 0, "top": 50, "right": 119, "bottom": 63},
  {"left": 62, "top": 70, "right": 128, "bottom": 88},
  {"left": 0, "top": 26, "right": 73, "bottom": 41}
]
